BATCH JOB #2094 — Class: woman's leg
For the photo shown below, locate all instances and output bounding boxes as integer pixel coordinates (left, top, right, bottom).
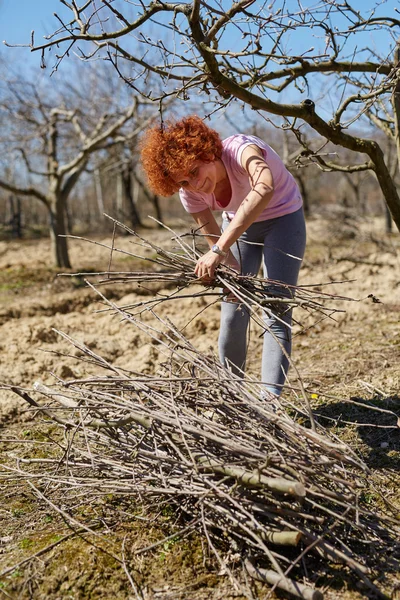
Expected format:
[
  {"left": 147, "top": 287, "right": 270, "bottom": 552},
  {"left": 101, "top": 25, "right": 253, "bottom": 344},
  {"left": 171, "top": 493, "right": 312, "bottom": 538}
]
[
  {"left": 260, "top": 208, "right": 306, "bottom": 395},
  {"left": 218, "top": 219, "right": 263, "bottom": 377}
]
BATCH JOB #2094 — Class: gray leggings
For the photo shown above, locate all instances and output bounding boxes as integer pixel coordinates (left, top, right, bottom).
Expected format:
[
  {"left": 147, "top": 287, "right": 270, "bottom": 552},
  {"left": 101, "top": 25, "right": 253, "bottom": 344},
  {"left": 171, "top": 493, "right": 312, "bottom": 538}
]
[{"left": 219, "top": 208, "right": 306, "bottom": 395}]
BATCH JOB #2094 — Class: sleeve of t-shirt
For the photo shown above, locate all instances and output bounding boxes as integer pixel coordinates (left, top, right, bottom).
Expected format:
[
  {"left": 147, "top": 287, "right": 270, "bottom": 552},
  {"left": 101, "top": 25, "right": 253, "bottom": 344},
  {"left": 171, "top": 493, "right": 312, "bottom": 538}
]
[
  {"left": 179, "top": 188, "right": 208, "bottom": 214},
  {"left": 229, "top": 134, "right": 266, "bottom": 175}
]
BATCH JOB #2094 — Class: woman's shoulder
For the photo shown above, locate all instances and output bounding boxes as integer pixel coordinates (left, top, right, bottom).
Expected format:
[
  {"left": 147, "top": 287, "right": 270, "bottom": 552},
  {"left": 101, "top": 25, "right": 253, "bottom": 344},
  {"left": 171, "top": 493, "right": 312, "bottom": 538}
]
[
  {"left": 222, "top": 133, "right": 271, "bottom": 153},
  {"left": 222, "top": 134, "right": 271, "bottom": 172},
  {"left": 223, "top": 133, "right": 259, "bottom": 145}
]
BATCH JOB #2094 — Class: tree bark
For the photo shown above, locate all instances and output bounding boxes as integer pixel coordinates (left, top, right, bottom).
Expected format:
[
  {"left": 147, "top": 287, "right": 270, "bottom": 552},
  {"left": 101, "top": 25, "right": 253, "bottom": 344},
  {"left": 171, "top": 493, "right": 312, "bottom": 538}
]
[
  {"left": 65, "top": 200, "right": 73, "bottom": 235},
  {"left": 94, "top": 168, "right": 105, "bottom": 218},
  {"left": 369, "top": 142, "right": 400, "bottom": 230},
  {"left": 152, "top": 194, "right": 162, "bottom": 225},
  {"left": 385, "top": 204, "right": 393, "bottom": 234},
  {"left": 294, "top": 174, "right": 310, "bottom": 217},
  {"left": 49, "top": 194, "right": 71, "bottom": 268},
  {"left": 122, "top": 164, "right": 142, "bottom": 228},
  {"left": 8, "top": 195, "right": 23, "bottom": 238},
  {"left": 392, "top": 41, "right": 400, "bottom": 182}
]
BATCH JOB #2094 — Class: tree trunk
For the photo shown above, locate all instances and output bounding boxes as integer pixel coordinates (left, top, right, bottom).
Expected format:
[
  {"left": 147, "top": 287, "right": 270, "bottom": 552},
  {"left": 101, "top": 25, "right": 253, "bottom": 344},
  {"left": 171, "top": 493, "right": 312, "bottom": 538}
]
[
  {"left": 387, "top": 139, "right": 397, "bottom": 234},
  {"left": 15, "top": 197, "right": 22, "bottom": 238},
  {"left": 116, "top": 171, "right": 124, "bottom": 220},
  {"left": 8, "top": 195, "right": 23, "bottom": 238},
  {"left": 392, "top": 41, "right": 400, "bottom": 183},
  {"left": 94, "top": 169, "right": 104, "bottom": 219},
  {"left": 295, "top": 174, "right": 310, "bottom": 217},
  {"left": 152, "top": 194, "right": 162, "bottom": 225},
  {"left": 65, "top": 199, "right": 73, "bottom": 235},
  {"left": 343, "top": 172, "right": 366, "bottom": 214},
  {"left": 122, "top": 164, "right": 142, "bottom": 228},
  {"left": 385, "top": 204, "right": 393, "bottom": 233},
  {"left": 49, "top": 193, "right": 71, "bottom": 268},
  {"left": 369, "top": 143, "right": 400, "bottom": 232}
]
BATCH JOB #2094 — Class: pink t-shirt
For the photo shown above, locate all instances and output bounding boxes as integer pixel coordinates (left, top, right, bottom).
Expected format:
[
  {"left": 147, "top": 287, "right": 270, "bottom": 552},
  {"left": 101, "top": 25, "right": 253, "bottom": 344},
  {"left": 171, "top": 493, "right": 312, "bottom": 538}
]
[{"left": 179, "top": 134, "right": 302, "bottom": 221}]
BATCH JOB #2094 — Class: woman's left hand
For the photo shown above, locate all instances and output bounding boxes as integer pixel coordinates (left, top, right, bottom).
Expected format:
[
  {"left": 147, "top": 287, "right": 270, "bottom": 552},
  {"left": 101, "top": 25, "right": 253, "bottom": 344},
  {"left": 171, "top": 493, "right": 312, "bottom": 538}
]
[{"left": 194, "top": 250, "right": 223, "bottom": 281}]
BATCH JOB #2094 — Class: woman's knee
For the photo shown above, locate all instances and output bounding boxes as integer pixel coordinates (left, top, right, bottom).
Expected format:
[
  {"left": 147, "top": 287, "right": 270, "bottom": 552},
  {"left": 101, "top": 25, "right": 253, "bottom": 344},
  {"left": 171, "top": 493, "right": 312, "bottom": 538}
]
[{"left": 220, "top": 303, "right": 249, "bottom": 345}]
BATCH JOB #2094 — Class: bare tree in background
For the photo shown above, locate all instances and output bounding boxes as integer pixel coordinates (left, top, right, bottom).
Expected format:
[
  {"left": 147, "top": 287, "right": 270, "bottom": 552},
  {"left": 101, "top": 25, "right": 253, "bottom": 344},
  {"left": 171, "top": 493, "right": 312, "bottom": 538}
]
[
  {"left": 91, "top": 143, "right": 144, "bottom": 230},
  {"left": 0, "top": 67, "right": 155, "bottom": 267},
  {"left": 365, "top": 90, "right": 400, "bottom": 233},
  {"left": 15, "top": 0, "right": 400, "bottom": 231}
]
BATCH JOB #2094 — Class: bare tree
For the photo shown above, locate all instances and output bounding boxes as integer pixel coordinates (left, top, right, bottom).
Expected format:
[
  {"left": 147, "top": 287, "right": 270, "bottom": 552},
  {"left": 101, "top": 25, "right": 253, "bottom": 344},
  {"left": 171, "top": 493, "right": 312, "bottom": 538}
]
[
  {"left": 365, "top": 94, "right": 400, "bottom": 233},
  {"left": 0, "top": 67, "right": 155, "bottom": 266},
  {"left": 91, "top": 144, "right": 144, "bottom": 230},
  {"left": 15, "top": 0, "right": 400, "bottom": 231}
]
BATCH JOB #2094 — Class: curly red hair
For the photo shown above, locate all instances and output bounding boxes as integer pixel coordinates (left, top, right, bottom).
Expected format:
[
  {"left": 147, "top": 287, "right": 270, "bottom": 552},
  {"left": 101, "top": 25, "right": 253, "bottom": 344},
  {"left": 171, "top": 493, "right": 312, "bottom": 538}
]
[{"left": 140, "top": 115, "right": 223, "bottom": 196}]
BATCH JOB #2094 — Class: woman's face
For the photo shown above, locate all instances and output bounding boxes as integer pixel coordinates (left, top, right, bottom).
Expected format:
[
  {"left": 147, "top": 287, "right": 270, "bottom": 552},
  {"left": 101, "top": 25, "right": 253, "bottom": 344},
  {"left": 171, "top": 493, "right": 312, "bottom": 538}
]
[{"left": 171, "top": 160, "right": 220, "bottom": 194}]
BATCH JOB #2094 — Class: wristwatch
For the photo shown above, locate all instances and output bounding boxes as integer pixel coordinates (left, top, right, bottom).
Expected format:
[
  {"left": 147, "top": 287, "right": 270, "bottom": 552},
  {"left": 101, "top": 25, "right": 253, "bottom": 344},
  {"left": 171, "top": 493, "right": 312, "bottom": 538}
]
[{"left": 211, "top": 244, "right": 228, "bottom": 257}]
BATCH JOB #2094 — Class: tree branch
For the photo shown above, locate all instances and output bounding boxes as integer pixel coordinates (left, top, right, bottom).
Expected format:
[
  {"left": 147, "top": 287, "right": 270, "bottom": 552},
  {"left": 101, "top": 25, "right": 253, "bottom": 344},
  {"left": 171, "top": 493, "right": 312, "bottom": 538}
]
[
  {"left": 17, "top": 147, "right": 49, "bottom": 177},
  {"left": 30, "top": 2, "right": 188, "bottom": 52},
  {"left": 0, "top": 179, "right": 49, "bottom": 207}
]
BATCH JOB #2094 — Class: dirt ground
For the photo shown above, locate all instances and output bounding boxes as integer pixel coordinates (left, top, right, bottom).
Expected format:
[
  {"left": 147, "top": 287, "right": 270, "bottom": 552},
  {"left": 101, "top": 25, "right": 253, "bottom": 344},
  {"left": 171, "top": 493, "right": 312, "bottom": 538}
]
[{"left": 0, "top": 214, "right": 399, "bottom": 599}]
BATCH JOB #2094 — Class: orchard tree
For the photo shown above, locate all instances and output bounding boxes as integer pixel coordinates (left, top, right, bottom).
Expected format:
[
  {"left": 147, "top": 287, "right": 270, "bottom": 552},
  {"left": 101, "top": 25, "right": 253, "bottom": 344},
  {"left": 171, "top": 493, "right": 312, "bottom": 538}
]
[
  {"left": 13, "top": 0, "right": 400, "bottom": 231},
  {"left": 0, "top": 65, "right": 155, "bottom": 267}
]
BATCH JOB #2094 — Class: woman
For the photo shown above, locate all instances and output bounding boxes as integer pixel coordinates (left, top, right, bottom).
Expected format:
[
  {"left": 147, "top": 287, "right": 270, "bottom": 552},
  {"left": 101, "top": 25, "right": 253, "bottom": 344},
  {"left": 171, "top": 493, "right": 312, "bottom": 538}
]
[{"left": 141, "top": 115, "right": 306, "bottom": 396}]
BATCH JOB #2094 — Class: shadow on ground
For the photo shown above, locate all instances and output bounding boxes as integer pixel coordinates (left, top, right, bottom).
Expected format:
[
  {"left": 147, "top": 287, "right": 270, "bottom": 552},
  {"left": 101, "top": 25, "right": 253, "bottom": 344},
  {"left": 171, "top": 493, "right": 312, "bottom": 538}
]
[{"left": 313, "top": 395, "right": 400, "bottom": 469}]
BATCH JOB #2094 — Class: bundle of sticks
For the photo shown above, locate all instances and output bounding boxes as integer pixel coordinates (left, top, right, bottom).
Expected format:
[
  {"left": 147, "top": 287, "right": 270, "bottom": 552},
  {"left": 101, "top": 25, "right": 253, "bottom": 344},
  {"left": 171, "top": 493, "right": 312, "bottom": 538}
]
[{"left": 62, "top": 215, "right": 355, "bottom": 333}]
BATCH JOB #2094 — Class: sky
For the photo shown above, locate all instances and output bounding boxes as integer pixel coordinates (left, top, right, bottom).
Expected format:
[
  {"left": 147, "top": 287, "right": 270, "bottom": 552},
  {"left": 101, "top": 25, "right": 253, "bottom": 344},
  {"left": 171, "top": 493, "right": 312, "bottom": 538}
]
[{"left": 0, "top": 0, "right": 72, "bottom": 73}]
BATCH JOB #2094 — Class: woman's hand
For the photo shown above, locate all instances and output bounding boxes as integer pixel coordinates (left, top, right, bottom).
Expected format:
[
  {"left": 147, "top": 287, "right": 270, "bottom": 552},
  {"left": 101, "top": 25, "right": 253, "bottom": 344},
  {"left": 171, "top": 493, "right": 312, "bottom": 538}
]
[
  {"left": 195, "top": 250, "right": 240, "bottom": 281},
  {"left": 194, "top": 250, "right": 222, "bottom": 281}
]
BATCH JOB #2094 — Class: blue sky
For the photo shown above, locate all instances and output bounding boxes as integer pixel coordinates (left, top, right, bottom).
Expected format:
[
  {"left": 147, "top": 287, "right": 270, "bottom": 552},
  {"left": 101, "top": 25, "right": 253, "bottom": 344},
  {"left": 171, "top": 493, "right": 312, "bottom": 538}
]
[{"left": 0, "top": 0, "right": 72, "bottom": 72}]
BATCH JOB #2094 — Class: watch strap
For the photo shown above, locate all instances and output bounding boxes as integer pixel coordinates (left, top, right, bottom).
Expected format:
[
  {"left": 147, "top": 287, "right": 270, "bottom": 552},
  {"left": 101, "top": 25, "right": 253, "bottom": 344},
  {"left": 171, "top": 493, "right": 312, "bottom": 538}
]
[{"left": 211, "top": 244, "right": 228, "bottom": 257}]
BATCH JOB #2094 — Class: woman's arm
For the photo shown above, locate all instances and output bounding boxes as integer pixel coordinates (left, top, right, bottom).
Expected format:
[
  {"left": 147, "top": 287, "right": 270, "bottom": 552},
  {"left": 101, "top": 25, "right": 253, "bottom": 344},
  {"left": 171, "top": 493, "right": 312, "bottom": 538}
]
[
  {"left": 216, "top": 144, "right": 274, "bottom": 254},
  {"left": 191, "top": 208, "right": 222, "bottom": 248},
  {"left": 194, "top": 144, "right": 274, "bottom": 279},
  {"left": 191, "top": 208, "right": 240, "bottom": 279}
]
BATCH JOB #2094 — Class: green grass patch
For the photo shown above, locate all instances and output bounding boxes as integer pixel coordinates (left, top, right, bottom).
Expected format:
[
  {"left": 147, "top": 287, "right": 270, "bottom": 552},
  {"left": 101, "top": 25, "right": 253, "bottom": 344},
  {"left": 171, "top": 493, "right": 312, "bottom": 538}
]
[
  {"left": 19, "top": 538, "right": 33, "bottom": 550},
  {"left": 0, "top": 266, "right": 59, "bottom": 291}
]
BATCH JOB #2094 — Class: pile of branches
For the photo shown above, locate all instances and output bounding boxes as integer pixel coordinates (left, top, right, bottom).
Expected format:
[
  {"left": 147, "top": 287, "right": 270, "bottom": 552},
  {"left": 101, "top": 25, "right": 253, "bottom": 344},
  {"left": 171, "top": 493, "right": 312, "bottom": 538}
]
[
  {"left": 6, "top": 219, "right": 399, "bottom": 599},
  {"left": 9, "top": 321, "right": 398, "bottom": 600}
]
